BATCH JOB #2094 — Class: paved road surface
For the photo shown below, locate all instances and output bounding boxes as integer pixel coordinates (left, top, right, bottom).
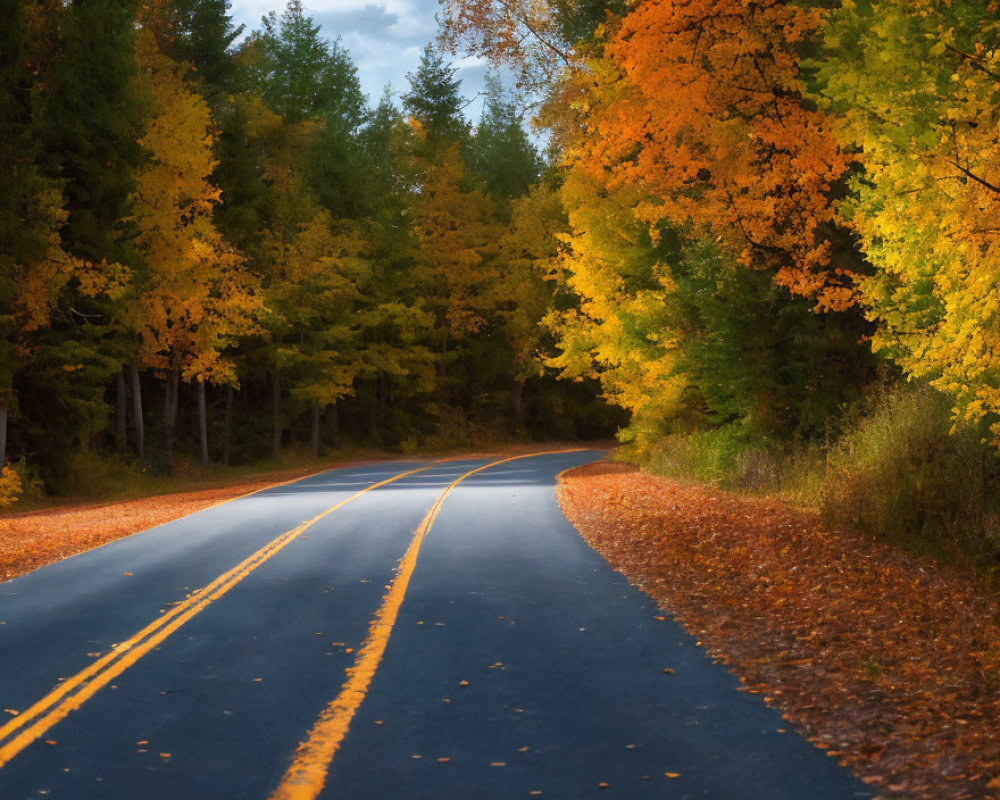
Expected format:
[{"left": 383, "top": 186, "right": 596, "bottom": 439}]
[{"left": 0, "top": 451, "right": 872, "bottom": 799}]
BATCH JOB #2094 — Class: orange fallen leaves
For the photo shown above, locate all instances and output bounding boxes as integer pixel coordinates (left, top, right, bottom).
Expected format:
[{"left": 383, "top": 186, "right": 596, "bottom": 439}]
[
  {"left": 558, "top": 461, "right": 1000, "bottom": 800},
  {"left": 0, "top": 469, "right": 321, "bottom": 582}
]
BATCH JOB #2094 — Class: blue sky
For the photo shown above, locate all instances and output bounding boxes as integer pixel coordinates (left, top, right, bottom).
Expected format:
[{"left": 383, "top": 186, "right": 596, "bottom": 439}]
[{"left": 228, "top": 0, "right": 492, "bottom": 118}]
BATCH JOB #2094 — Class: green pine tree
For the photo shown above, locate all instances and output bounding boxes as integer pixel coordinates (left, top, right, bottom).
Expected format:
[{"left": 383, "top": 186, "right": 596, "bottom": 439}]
[{"left": 403, "top": 44, "right": 470, "bottom": 149}]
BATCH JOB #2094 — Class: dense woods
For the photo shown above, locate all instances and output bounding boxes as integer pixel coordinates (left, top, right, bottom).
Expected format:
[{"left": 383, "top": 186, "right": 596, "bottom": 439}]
[
  {"left": 0, "top": 0, "right": 621, "bottom": 501},
  {"left": 3, "top": 0, "right": 1000, "bottom": 570}
]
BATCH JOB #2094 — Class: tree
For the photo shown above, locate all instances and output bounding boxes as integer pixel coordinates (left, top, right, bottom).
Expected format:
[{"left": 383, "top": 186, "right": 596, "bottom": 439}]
[
  {"left": 0, "top": 0, "right": 85, "bottom": 475},
  {"left": 816, "top": 0, "right": 1000, "bottom": 443},
  {"left": 410, "top": 137, "right": 500, "bottom": 339},
  {"left": 467, "top": 73, "right": 540, "bottom": 212},
  {"left": 14, "top": 0, "right": 136, "bottom": 484},
  {"left": 542, "top": 170, "right": 684, "bottom": 440},
  {"left": 37, "top": 0, "right": 144, "bottom": 267},
  {"left": 247, "top": 0, "right": 364, "bottom": 124},
  {"left": 264, "top": 213, "right": 367, "bottom": 457},
  {"left": 402, "top": 45, "right": 470, "bottom": 150},
  {"left": 127, "top": 21, "right": 262, "bottom": 469},
  {"left": 439, "top": 0, "right": 575, "bottom": 94},
  {"left": 149, "top": 0, "right": 244, "bottom": 94},
  {"left": 492, "top": 183, "right": 564, "bottom": 427},
  {"left": 566, "top": 0, "right": 855, "bottom": 311}
]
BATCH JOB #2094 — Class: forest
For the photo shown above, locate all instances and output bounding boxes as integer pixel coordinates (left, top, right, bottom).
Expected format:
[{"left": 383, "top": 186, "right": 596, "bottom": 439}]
[{"left": 2, "top": 0, "right": 1000, "bottom": 571}]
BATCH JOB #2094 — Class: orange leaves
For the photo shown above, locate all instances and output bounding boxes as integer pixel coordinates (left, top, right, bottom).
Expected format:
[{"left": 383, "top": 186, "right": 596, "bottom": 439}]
[
  {"left": 569, "top": 0, "right": 855, "bottom": 309},
  {"left": 0, "top": 466, "right": 316, "bottom": 582},
  {"left": 558, "top": 461, "right": 1000, "bottom": 800}
]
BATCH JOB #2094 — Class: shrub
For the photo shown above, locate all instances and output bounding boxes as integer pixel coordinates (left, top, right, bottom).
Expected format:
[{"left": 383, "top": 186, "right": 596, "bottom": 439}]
[
  {"left": 820, "top": 385, "right": 1000, "bottom": 570},
  {"left": 0, "top": 465, "right": 23, "bottom": 508},
  {"left": 636, "top": 423, "right": 783, "bottom": 493}
]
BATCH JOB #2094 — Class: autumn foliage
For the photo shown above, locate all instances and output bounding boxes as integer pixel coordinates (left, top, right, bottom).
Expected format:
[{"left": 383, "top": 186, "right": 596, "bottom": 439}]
[{"left": 575, "top": 0, "right": 855, "bottom": 310}]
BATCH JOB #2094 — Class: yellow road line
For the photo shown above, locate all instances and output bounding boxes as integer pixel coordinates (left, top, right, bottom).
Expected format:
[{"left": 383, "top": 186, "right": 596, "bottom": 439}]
[
  {"left": 269, "top": 448, "right": 585, "bottom": 800},
  {"left": 0, "top": 461, "right": 441, "bottom": 770}
]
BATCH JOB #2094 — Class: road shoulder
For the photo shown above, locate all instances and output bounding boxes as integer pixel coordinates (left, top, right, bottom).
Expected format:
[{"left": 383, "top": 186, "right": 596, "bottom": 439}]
[{"left": 557, "top": 460, "right": 1000, "bottom": 800}]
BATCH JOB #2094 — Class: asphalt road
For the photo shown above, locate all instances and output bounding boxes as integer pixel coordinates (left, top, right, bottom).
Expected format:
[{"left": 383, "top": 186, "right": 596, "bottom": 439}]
[{"left": 0, "top": 451, "right": 872, "bottom": 799}]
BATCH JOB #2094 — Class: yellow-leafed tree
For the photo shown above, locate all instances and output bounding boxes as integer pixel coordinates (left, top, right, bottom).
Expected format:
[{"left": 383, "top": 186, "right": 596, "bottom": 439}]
[{"left": 128, "top": 20, "right": 261, "bottom": 467}]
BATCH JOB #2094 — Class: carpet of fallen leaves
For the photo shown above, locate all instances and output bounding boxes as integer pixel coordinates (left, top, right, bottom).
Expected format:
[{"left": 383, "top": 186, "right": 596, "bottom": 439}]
[
  {"left": 0, "top": 467, "right": 326, "bottom": 582},
  {"left": 557, "top": 461, "right": 1000, "bottom": 800}
]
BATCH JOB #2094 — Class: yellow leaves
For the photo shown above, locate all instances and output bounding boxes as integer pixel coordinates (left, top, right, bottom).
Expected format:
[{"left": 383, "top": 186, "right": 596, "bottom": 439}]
[
  {"left": 128, "top": 27, "right": 260, "bottom": 380},
  {"left": 0, "top": 466, "right": 23, "bottom": 509},
  {"left": 544, "top": 170, "right": 685, "bottom": 423},
  {"left": 822, "top": 0, "right": 1000, "bottom": 443},
  {"left": 9, "top": 188, "right": 87, "bottom": 333},
  {"left": 409, "top": 143, "right": 501, "bottom": 337}
]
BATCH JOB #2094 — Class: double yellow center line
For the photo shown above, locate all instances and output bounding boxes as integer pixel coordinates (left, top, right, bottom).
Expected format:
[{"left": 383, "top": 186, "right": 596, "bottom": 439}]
[
  {"left": 0, "top": 461, "right": 437, "bottom": 769},
  {"left": 0, "top": 448, "right": 584, "bottom": 795},
  {"left": 270, "top": 450, "right": 582, "bottom": 800}
]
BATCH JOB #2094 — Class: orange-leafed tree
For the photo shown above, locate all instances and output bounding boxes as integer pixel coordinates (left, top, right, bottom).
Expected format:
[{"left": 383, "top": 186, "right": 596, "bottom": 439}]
[{"left": 569, "top": 0, "right": 855, "bottom": 310}]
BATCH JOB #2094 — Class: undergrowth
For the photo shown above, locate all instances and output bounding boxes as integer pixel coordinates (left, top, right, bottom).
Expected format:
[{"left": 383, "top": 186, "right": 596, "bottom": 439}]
[{"left": 626, "top": 384, "right": 1000, "bottom": 583}]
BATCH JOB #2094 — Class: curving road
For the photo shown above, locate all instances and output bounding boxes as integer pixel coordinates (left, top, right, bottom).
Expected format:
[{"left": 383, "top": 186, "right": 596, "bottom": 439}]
[{"left": 0, "top": 451, "right": 872, "bottom": 799}]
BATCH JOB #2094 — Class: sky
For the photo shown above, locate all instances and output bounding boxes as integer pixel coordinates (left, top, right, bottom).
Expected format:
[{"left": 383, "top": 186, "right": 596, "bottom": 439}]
[{"left": 228, "top": 0, "right": 493, "bottom": 119}]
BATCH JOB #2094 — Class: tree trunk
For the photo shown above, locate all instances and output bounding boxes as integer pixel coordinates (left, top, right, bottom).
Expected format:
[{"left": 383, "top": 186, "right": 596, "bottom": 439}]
[
  {"left": 272, "top": 368, "right": 281, "bottom": 460},
  {"left": 115, "top": 368, "right": 127, "bottom": 451},
  {"left": 310, "top": 400, "right": 321, "bottom": 459},
  {"left": 131, "top": 363, "right": 144, "bottom": 460},
  {"left": 198, "top": 379, "right": 209, "bottom": 467},
  {"left": 329, "top": 402, "right": 339, "bottom": 441},
  {"left": 0, "top": 401, "right": 8, "bottom": 470},
  {"left": 510, "top": 378, "right": 525, "bottom": 430},
  {"left": 223, "top": 385, "right": 233, "bottom": 467},
  {"left": 164, "top": 368, "right": 179, "bottom": 473}
]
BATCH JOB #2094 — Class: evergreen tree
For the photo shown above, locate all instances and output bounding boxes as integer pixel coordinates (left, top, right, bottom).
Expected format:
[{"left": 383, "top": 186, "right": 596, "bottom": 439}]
[
  {"left": 250, "top": 0, "right": 364, "bottom": 124},
  {"left": 467, "top": 73, "right": 540, "bottom": 212},
  {"left": 37, "top": 0, "right": 144, "bottom": 266},
  {"left": 153, "top": 0, "right": 244, "bottom": 94},
  {"left": 0, "top": 0, "right": 50, "bottom": 469},
  {"left": 402, "top": 45, "right": 469, "bottom": 148}
]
